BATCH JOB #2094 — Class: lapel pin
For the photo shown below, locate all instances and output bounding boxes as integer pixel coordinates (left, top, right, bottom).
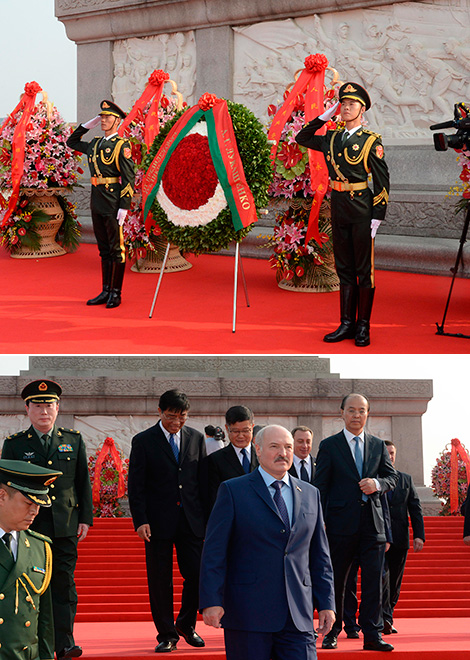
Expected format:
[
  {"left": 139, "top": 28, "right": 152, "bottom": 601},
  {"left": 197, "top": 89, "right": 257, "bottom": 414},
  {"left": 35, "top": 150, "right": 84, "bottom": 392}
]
[{"left": 296, "top": 486, "right": 302, "bottom": 491}]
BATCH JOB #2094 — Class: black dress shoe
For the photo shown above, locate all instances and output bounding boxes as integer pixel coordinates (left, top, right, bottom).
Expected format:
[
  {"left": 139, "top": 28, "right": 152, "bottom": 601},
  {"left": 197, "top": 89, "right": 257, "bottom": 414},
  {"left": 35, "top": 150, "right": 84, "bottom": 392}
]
[
  {"left": 363, "top": 639, "right": 394, "bottom": 651},
  {"left": 57, "top": 647, "right": 83, "bottom": 658},
  {"left": 346, "top": 631, "right": 360, "bottom": 639},
  {"left": 322, "top": 634, "right": 338, "bottom": 649},
  {"left": 383, "top": 621, "right": 398, "bottom": 635},
  {"left": 175, "top": 627, "right": 205, "bottom": 647},
  {"left": 155, "top": 641, "right": 177, "bottom": 653}
]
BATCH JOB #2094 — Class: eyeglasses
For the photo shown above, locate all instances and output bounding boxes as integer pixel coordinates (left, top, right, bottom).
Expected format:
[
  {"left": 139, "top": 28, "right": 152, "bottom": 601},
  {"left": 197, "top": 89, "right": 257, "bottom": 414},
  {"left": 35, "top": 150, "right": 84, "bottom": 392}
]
[
  {"left": 228, "top": 427, "right": 252, "bottom": 436},
  {"left": 161, "top": 411, "right": 188, "bottom": 422}
]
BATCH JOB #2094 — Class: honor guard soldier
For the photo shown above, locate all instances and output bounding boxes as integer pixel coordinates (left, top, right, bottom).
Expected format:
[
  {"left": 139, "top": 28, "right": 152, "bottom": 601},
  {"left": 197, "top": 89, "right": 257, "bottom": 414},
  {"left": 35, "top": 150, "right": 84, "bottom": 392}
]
[
  {"left": 1, "top": 380, "right": 93, "bottom": 659},
  {"left": 296, "top": 82, "right": 390, "bottom": 347},
  {"left": 67, "top": 100, "right": 135, "bottom": 308},
  {"left": 0, "top": 459, "right": 62, "bottom": 660}
]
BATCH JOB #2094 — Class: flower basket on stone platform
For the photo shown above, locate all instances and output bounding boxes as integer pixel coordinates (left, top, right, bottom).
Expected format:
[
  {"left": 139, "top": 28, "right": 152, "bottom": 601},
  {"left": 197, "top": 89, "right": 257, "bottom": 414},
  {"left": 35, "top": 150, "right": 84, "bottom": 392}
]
[{"left": 0, "top": 82, "right": 81, "bottom": 257}]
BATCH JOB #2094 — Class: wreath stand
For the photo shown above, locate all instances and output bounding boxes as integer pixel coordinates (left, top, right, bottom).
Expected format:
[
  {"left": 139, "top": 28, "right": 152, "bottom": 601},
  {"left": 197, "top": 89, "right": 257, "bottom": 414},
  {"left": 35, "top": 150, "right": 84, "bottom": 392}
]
[{"left": 148, "top": 241, "right": 250, "bottom": 332}]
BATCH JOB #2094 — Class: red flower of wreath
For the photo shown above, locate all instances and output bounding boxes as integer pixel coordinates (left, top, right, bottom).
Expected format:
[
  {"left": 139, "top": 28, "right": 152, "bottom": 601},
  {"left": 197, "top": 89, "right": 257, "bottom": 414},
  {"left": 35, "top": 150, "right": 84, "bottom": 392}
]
[
  {"left": 148, "top": 69, "right": 170, "bottom": 86},
  {"left": 304, "top": 53, "right": 329, "bottom": 72}
]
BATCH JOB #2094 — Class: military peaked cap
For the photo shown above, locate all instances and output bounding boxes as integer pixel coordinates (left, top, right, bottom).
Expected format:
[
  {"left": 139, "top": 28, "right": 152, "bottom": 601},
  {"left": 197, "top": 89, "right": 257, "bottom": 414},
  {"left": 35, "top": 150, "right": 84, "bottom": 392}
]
[
  {"left": 99, "top": 99, "right": 127, "bottom": 119},
  {"left": 21, "top": 379, "right": 62, "bottom": 404},
  {"left": 0, "top": 459, "right": 62, "bottom": 507},
  {"left": 339, "top": 82, "right": 371, "bottom": 111}
]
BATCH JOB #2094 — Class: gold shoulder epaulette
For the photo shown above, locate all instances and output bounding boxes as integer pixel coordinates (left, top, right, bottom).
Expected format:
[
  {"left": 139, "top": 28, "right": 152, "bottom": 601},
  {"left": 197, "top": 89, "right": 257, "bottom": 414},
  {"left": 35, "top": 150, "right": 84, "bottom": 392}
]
[
  {"left": 6, "top": 430, "right": 28, "bottom": 440},
  {"left": 26, "top": 529, "right": 53, "bottom": 544},
  {"left": 363, "top": 128, "right": 382, "bottom": 139},
  {"left": 59, "top": 427, "right": 80, "bottom": 434}
]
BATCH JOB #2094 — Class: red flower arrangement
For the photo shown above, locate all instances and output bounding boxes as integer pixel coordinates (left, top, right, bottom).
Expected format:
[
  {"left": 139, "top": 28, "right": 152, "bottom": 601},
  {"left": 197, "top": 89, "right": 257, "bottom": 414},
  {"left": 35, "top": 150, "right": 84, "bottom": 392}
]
[
  {"left": 431, "top": 441, "right": 470, "bottom": 515},
  {"left": 88, "top": 439, "right": 129, "bottom": 518}
]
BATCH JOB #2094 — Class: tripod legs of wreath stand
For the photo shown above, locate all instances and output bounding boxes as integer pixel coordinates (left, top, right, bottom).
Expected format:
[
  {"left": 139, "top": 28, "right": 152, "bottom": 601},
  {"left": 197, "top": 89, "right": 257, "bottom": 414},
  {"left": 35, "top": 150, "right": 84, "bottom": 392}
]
[
  {"left": 148, "top": 241, "right": 250, "bottom": 333},
  {"left": 436, "top": 204, "right": 470, "bottom": 339}
]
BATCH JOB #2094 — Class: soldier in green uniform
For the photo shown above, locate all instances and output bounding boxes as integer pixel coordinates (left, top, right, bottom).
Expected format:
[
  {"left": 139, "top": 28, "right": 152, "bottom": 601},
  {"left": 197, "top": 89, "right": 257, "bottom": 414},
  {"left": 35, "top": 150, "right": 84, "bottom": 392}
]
[
  {"left": 0, "top": 459, "right": 62, "bottom": 660},
  {"left": 296, "top": 82, "right": 390, "bottom": 347},
  {"left": 1, "top": 380, "right": 93, "bottom": 659},
  {"left": 67, "top": 100, "right": 135, "bottom": 309}
]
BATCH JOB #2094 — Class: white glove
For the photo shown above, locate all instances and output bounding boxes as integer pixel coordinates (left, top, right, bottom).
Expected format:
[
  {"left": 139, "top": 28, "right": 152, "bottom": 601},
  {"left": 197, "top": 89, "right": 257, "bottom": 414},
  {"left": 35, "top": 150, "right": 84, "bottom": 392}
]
[
  {"left": 117, "top": 209, "right": 128, "bottom": 226},
  {"left": 319, "top": 101, "right": 340, "bottom": 122},
  {"left": 83, "top": 115, "right": 101, "bottom": 130},
  {"left": 371, "top": 219, "right": 381, "bottom": 238}
]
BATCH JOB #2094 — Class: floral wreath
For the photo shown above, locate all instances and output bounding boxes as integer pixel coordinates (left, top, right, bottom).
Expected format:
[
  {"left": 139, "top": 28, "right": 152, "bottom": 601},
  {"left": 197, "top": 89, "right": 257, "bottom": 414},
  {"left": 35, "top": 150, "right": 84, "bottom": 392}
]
[{"left": 143, "top": 99, "right": 272, "bottom": 254}]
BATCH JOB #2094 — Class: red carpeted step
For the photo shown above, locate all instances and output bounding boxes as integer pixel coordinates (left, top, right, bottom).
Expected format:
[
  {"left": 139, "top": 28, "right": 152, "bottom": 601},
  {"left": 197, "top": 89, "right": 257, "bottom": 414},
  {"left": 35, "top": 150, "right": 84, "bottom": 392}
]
[{"left": 75, "top": 516, "right": 469, "bottom": 622}]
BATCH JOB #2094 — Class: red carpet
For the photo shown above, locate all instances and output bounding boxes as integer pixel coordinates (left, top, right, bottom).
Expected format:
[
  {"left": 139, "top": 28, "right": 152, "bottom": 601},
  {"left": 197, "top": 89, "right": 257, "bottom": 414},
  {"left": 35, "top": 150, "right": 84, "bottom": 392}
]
[
  {"left": 1, "top": 244, "right": 470, "bottom": 353},
  {"left": 73, "top": 517, "right": 470, "bottom": 659}
]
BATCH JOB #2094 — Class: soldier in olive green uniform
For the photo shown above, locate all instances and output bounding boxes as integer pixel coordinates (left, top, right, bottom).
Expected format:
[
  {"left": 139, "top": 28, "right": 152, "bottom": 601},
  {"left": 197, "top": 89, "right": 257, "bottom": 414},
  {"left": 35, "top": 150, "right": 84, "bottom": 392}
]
[
  {"left": 1, "top": 380, "right": 93, "bottom": 659},
  {"left": 0, "top": 459, "right": 62, "bottom": 660},
  {"left": 296, "top": 82, "right": 390, "bottom": 347},
  {"left": 67, "top": 100, "right": 135, "bottom": 308}
]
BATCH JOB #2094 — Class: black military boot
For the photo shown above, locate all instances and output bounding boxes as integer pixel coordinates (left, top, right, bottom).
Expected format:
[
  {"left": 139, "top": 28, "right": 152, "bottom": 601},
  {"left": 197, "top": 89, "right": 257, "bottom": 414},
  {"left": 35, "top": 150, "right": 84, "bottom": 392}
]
[
  {"left": 323, "top": 284, "right": 357, "bottom": 342},
  {"left": 87, "top": 259, "right": 112, "bottom": 305},
  {"left": 355, "top": 287, "right": 375, "bottom": 347},
  {"left": 106, "top": 262, "right": 126, "bottom": 308}
]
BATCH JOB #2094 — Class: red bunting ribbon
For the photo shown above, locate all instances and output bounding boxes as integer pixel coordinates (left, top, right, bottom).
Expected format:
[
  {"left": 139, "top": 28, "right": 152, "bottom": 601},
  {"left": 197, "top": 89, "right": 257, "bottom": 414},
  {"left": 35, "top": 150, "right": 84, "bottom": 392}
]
[
  {"left": 92, "top": 436, "right": 126, "bottom": 507},
  {"left": 450, "top": 438, "right": 470, "bottom": 514},
  {"left": 118, "top": 69, "right": 170, "bottom": 147},
  {"left": 142, "top": 93, "right": 256, "bottom": 234},
  {"left": 1, "top": 81, "right": 42, "bottom": 227},
  {"left": 268, "top": 54, "right": 330, "bottom": 245}
]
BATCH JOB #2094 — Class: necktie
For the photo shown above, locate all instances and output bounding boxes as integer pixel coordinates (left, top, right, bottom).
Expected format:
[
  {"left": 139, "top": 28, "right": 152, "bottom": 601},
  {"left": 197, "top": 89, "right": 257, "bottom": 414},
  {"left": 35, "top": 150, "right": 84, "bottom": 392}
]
[
  {"left": 342, "top": 130, "right": 349, "bottom": 144},
  {"left": 168, "top": 433, "right": 179, "bottom": 462},
  {"left": 272, "top": 481, "right": 290, "bottom": 532},
  {"left": 2, "top": 532, "right": 12, "bottom": 555},
  {"left": 240, "top": 447, "right": 250, "bottom": 474},
  {"left": 300, "top": 459, "right": 309, "bottom": 482},
  {"left": 42, "top": 434, "right": 50, "bottom": 453},
  {"left": 353, "top": 437, "right": 368, "bottom": 502}
]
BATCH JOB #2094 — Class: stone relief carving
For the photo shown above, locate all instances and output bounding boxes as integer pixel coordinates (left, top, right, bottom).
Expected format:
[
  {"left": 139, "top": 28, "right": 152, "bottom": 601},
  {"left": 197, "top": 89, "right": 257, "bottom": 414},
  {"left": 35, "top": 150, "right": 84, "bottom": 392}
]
[
  {"left": 233, "top": 2, "right": 470, "bottom": 138},
  {"left": 112, "top": 32, "right": 196, "bottom": 111},
  {"left": 386, "top": 200, "right": 461, "bottom": 238}
]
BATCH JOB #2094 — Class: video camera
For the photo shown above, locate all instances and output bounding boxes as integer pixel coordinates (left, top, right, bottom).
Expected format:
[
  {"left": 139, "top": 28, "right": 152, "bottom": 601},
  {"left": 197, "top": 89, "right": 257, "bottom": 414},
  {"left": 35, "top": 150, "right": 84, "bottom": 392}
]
[{"left": 430, "top": 102, "right": 470, "bottom": 151}]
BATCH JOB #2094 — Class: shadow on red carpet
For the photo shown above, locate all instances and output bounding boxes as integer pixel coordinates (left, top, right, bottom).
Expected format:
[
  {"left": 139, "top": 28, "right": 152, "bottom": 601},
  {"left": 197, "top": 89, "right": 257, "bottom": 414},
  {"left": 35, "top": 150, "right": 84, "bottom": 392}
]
[
  {"left": 75, "top": 618, "right": 470, "bottom": 659},
  {"left": 1, "top": 244, "right": 469, "bottom": 353}
]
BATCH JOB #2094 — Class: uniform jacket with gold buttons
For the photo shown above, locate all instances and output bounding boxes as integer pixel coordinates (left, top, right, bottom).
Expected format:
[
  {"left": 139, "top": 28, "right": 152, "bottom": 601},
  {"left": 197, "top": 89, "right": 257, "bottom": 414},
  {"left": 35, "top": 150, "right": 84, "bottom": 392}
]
[
  {"left": 0, "top": 529, "right": 54, "bottom": 660},
  {"left": 67, "top": 125, "right": 135, "bottom": 216},
  {"left": 296, "top": 117, "right": 390, "bottom": 225},
  {"left": 1, "top": 427, "right": 93, "bottom": 538}
]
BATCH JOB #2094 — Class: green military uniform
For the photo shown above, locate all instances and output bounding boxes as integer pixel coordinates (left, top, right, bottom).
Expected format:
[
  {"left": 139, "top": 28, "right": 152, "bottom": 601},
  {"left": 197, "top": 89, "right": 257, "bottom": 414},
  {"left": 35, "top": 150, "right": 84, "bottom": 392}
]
[
  {"left": 296, "top": 82, "right": 390, "bottom": 347},
  {"left": 0, "top": 459, "right": 62, "bottom": 660},
  {"left": 2, "top": 427, "right": 93, "bottom": 655},
  {"left": 0, "top": 529, "right": 54, "bottom": 660},
  {"left": 67, "top": 99, "right": 135, "bottom": 308}
]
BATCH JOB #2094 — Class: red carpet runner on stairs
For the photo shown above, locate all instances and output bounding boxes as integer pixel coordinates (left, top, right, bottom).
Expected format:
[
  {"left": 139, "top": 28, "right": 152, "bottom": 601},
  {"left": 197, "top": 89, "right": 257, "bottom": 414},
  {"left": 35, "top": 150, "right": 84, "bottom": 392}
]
[{"left": 73, "top": 516, "right": 470, "bottom": 659}]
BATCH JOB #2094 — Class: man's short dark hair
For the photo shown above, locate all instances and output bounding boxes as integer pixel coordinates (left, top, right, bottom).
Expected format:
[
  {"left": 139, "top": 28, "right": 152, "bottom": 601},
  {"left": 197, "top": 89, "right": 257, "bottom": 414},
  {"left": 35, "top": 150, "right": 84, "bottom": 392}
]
[
  {"left": 205, "top": 425, "right": 216, "bottom": 436},
  {"left": 384, "top": 440, "right": 396, "bottom": 448},
  {"left": 291, "top": 426, "right": 313, "bottom": 438},
  {"left": 340, "top": 393, "right": 370, "bottom": 411},
  {"left": 225, "top": 405, "right": 253, "bottom": 426},
  {"left": 158, "top": 389, "right": 190, "bottom": 413}
]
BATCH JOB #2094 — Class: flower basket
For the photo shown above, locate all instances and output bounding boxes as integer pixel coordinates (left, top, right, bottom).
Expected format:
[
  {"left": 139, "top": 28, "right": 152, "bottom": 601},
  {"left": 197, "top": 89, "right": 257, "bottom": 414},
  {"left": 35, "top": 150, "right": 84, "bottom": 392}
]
[
  {"left": 431, "top": 439, "right": 470, "bottom": 515},
  {"left": 88, "top": 437, "right": 129, "bottom": 518},
  {"left": 0, "top": 84, "right": 81, "bottom": 257}
]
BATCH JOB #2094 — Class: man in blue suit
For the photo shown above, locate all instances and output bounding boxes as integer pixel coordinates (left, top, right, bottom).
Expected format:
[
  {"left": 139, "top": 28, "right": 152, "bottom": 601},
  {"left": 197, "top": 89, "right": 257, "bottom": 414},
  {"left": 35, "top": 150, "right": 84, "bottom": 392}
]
[{"left": 200, "top": 424, "right": 336, "bottom": 660}]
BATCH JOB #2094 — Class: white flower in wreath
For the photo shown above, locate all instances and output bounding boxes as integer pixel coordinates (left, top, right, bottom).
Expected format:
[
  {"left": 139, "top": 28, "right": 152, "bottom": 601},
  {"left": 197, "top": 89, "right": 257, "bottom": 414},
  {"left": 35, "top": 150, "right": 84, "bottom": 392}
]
[{"left": 156, "top": 122, "right": 228, "bottom": 228}]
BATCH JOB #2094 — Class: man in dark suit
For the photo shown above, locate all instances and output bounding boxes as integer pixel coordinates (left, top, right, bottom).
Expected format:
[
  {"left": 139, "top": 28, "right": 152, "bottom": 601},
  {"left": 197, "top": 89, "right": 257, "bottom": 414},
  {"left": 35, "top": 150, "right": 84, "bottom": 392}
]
[
  {"left": 1, "top": 379, "right": 93, "bottom": 659},
  {"left": 382, "top": 440, "right": 425, "bottom": 634},
  {"left": 314, "top": 393, "right": 398, "bottom": 652},
  {"left": 128, "top": 389, "right": 207, "bottom": 653},
  {"left": 200, "top": 424, "right": 336, "bottom": 660},
  {"left": 296, "top": 83, "right": 390, "bottom": 347},
  {"left": 289, "top": 425, "right": 315, "bottom": 483},
  {"left": 207, "top": 405, "right": 258, "bottom": 510},
  {"left": 67, "top": 100, "right": 135, "bottom": 308}
]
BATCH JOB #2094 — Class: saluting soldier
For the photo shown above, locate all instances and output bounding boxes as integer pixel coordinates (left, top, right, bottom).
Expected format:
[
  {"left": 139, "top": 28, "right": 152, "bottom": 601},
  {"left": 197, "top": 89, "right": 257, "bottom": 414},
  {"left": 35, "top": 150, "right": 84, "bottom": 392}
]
[
  {"left": 1, "top": 380, "right": 93, "bottom": 659},
  {"left": 0, "top": 459, "right": 62, "bottom": 660},
  {"left": 296, "top": 82, "right": 390, "bottom": 347},
  {"left": 67, "top": 100, "right": 135, "bottom": 309}
]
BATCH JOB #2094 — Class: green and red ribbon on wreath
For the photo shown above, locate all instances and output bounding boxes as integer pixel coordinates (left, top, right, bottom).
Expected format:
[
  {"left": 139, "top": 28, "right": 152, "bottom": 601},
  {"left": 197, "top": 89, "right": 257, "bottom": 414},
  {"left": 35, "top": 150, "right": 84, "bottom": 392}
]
[
  {"left": 142, "top": 93, "right": 257, "bottom": 234},
  {"left": 449, "top": 437, "right": 470, "bottom": 513},
  {"left": 268, "top": 54, "right": 330, "bottom": 246},
  {"left": 92, "top": 436, "right": 126, "bottom": 507}
]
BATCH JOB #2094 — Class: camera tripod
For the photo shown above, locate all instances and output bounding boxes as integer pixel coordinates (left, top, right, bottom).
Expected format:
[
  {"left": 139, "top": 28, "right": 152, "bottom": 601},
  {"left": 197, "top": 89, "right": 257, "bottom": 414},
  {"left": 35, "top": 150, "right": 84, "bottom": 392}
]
[{"left": 436, "top": 203, "right": 470, "bottom": 338}]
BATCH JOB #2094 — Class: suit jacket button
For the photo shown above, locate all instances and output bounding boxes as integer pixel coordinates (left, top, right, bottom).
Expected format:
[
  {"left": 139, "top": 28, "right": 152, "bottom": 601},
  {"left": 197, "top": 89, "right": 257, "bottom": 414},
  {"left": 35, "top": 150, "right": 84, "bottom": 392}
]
[
  {"left": 179, "top": 485, "right": 183, "bottom": 489},
  {"left": 280, "top": 529, "right": 286, "bottom": 533}
]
